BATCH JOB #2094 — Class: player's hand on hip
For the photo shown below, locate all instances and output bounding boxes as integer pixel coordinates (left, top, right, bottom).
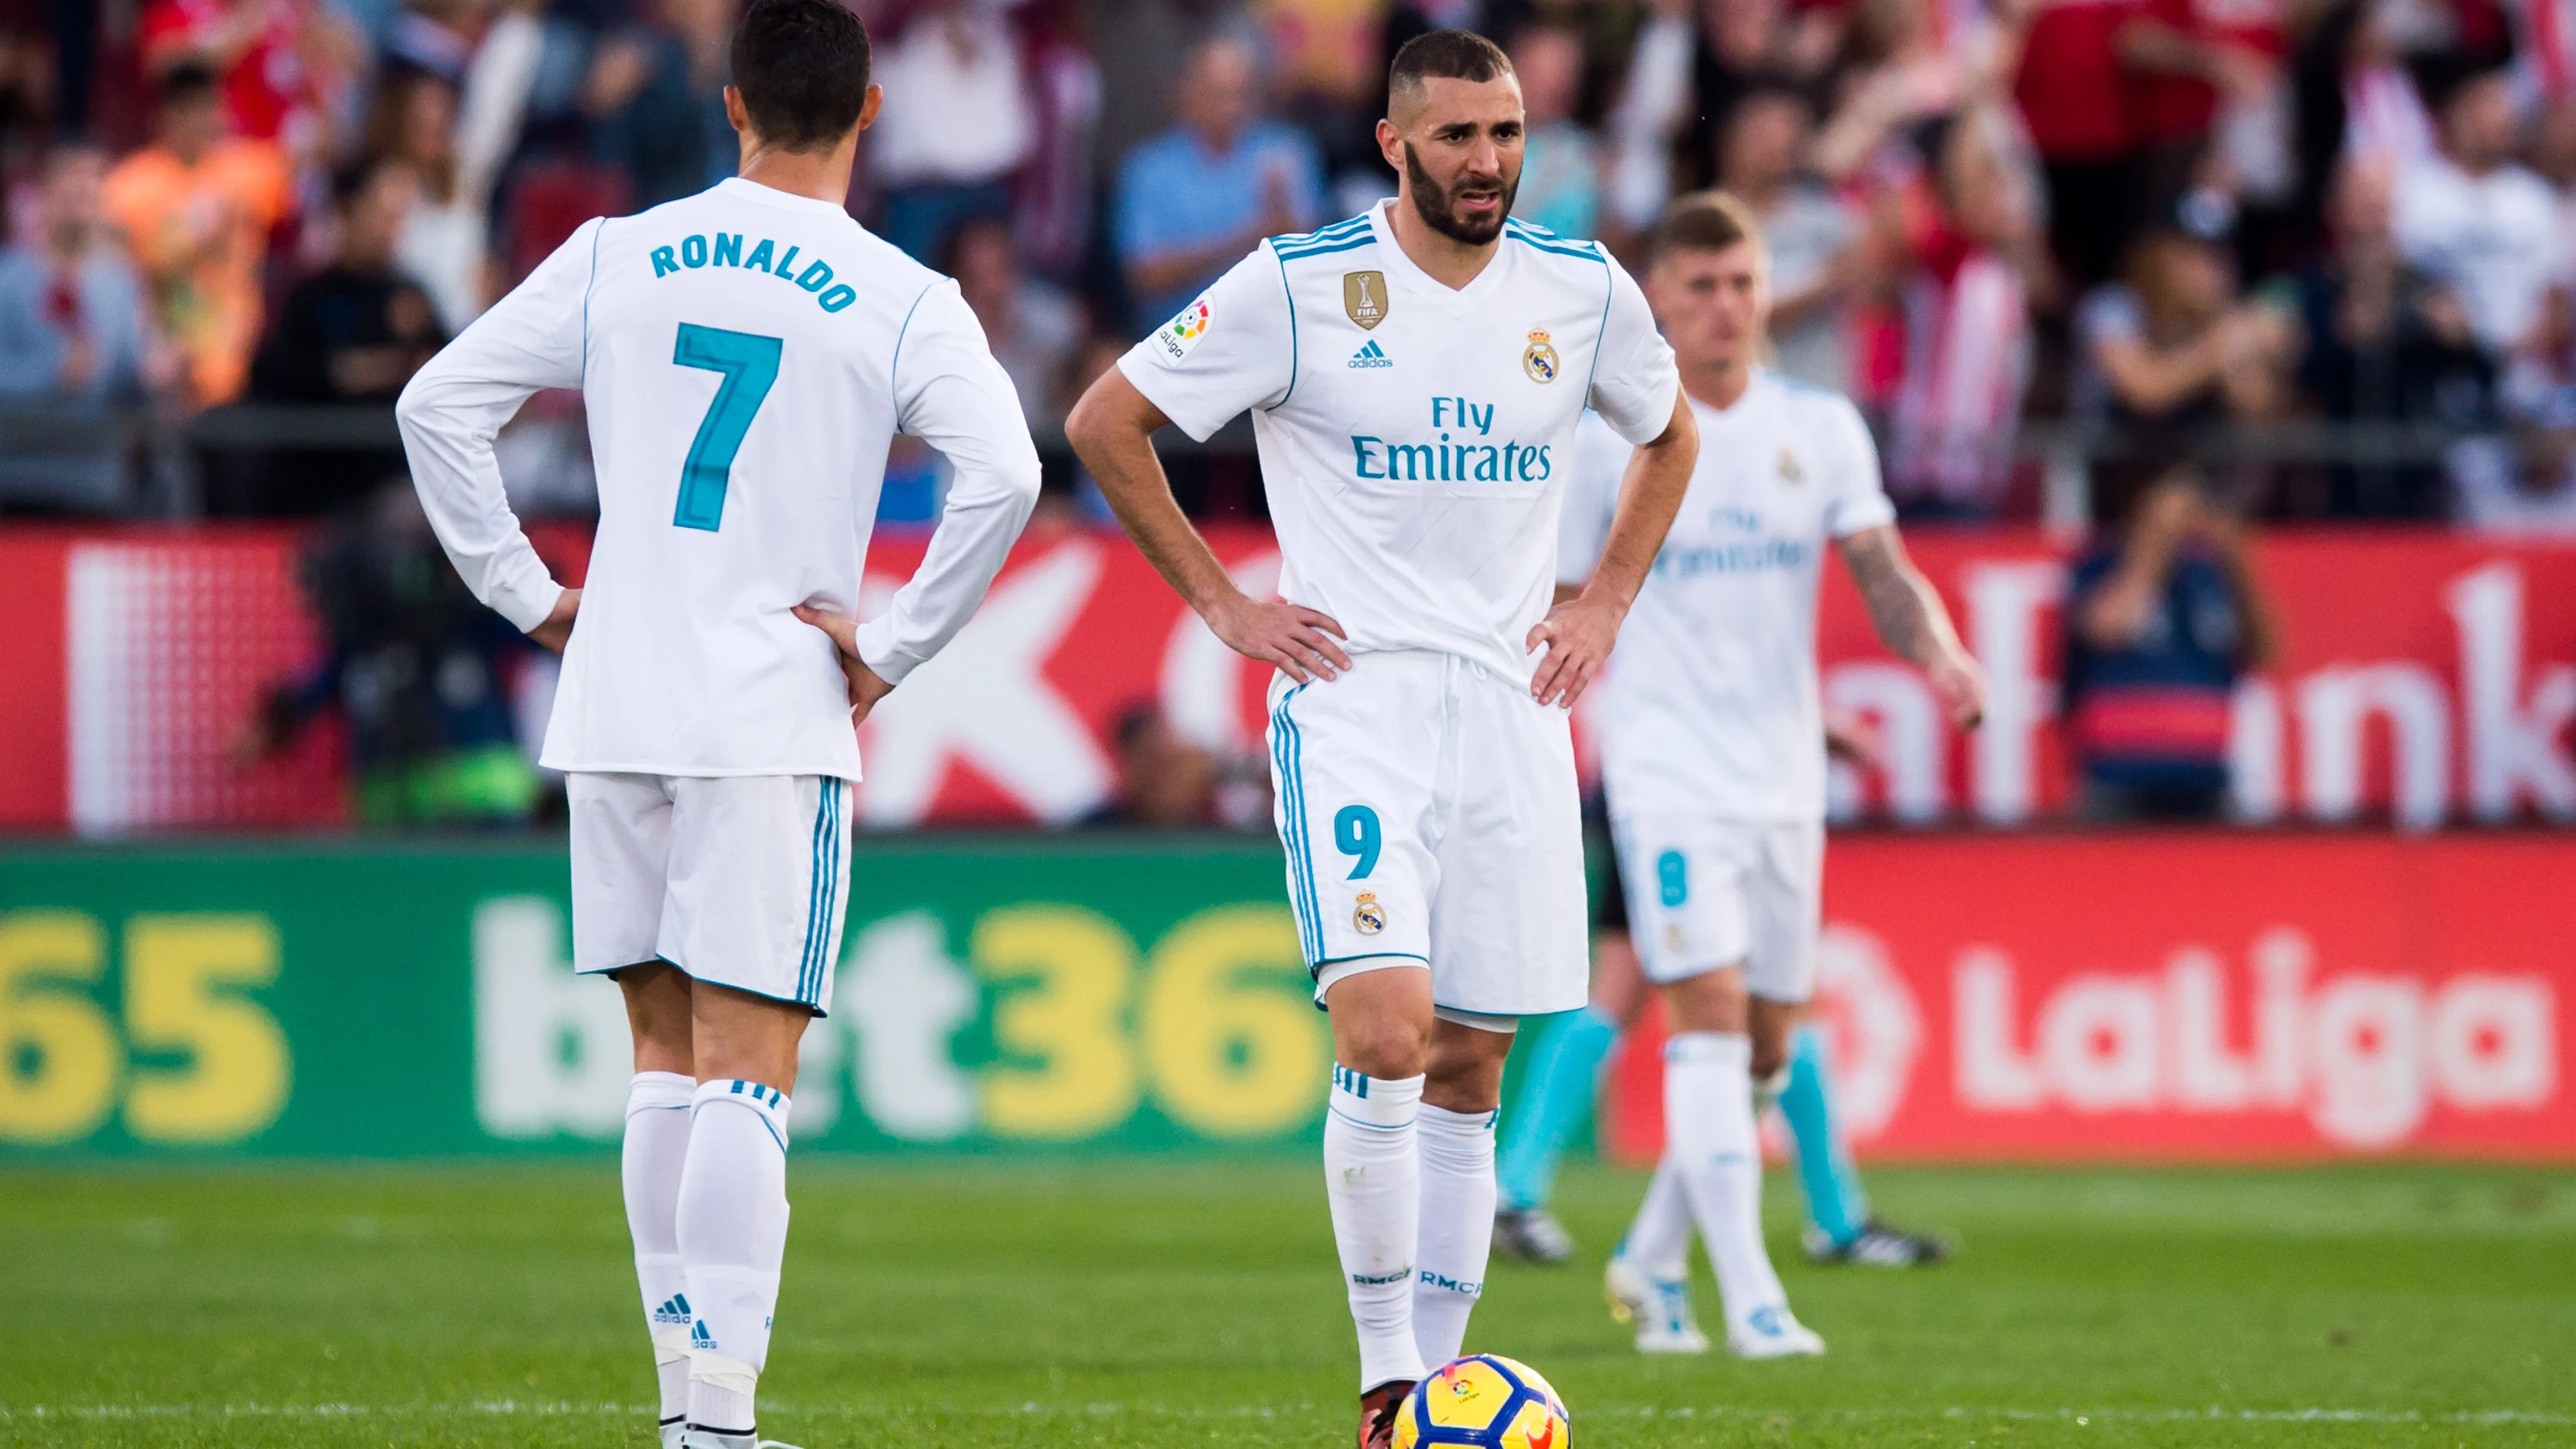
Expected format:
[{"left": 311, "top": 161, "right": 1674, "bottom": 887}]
[
  {"left": 791, "top": 604, "right": 898, "bottom": 724},
  {"left": 527, "top": 587, "right": 580, "bottom": 654},
  {"left": 1206, "top": 591, "right": 1351, "bottom": 684},
  {"left": 1526, "top": 594, "right": 1621, "bottom": 708},
  {"left": 1929, "top": 646, "right": 1988, "bottom": 730}
]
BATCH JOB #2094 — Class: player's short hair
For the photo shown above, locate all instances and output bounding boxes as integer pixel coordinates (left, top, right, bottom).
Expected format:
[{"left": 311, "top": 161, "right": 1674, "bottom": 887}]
[
  {"left": 158, "top": 60, "right": 222, "bottom": 109},
  {"left": 731, "top": 0, "right": 872, "bottom": 154},
  {"left": 1650, "top": 190, "right": 1765, "bottom": 266},
  {"left": 1388, "top": 29, "right": 1515, "bottom": 109}
]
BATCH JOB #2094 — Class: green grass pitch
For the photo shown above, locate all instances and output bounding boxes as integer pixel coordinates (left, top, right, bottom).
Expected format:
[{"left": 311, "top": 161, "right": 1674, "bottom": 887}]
[{"left": 3, "top": 1161, "right": 2572, "bottom": 1447}]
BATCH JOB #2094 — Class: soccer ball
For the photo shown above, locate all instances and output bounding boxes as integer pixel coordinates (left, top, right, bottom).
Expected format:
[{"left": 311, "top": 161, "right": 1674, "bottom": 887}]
[{"left": 1392, "top": 1354, "right": 1571, "bottom": 1449}]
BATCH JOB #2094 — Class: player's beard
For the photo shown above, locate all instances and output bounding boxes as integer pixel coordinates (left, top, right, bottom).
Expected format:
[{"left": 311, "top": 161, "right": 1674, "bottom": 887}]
[{"left": 1401, "top": 142, "right": 1517, "bottom": 246}]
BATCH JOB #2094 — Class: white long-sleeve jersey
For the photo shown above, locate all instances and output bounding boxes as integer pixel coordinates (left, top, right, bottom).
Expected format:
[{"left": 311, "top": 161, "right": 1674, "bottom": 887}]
[{"left": 398, "top": 176, "right": 1041, "bottom": 780}]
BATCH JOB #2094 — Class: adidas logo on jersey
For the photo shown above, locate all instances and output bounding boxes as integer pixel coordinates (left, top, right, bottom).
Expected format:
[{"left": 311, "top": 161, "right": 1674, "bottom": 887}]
[{"left": 1348, "top": 339, "right": 1394, "bottom": 369}]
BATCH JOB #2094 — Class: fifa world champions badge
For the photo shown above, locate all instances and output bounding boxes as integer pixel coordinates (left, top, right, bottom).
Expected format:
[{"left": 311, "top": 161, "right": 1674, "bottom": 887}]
[
  {"left": 1353, "top": 891, "right": 1388, "bottom": 935},
  {"left": 1345, "top": 270, "right": 1388, "bottom": 330},
  {"left": 1522, "top": 328, "right": 1558, "bottom": 384}
]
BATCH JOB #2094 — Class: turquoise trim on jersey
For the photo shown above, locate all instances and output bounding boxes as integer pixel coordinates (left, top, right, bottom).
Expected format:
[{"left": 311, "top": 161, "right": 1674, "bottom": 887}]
[
  {"left": 1582, "top": 264, "right": 1613, "bottom": 401},
  {"left": 1271, "top": 686, "right": 1322, "bottom": 964},
  {"left": 889, "top": 283, "right": 934, "bottom": 415},
  {"left": 1273, "top": 233, "right": 1376, "bottom": 263},
  {"left": 1273, "top": 246, "right": 1301, "bottom": 408},
  {"left": 580, "top": 218, "right": 605, "bottom": 380},
  {"left": 1504, "top": 220, "right": 1604, "bottom": 263},
  {"left": 1271, "top": 215, "right": 1371, "bottom": 251}
]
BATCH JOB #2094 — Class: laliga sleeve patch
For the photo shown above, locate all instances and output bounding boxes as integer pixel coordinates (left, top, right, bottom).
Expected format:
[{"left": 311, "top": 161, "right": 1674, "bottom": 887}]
[{"left": 1152, "top": 297, "right": 1213, "bottom": 364}]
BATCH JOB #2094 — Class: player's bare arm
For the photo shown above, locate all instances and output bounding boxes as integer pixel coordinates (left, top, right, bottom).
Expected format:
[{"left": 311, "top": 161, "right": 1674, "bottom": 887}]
[
  {"left": 1526, "top": 387, "right": 1697, "bottom": 708},
  {"left": 529, "top": 586, "right": 580, "bottom": 654},
  {"left": 1066, "top": 366, "right": 1352, "bottom": 684},
  {"left": 1835, "top": 523, "right": 1986, "bottom": 728}
]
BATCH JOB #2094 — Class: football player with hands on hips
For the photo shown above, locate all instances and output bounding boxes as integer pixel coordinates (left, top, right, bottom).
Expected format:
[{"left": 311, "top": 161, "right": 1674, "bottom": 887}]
[
  {"left": 1551, "top": 191, "right": 1986, "bottom": 1360},
  {"left": 395, "top": 3, "right": 1041, "bottom": 1444},
  {"left": 1068, "top": 29, "right": 1697, "bottom": 1449}
]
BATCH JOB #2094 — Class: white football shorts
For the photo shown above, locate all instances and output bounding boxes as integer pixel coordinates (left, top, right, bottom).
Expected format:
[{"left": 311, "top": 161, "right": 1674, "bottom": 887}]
[
  {"left": 1267, "top": 649, "right": 1588, "bottom": 1022},
  {"left": 1611, "top": 813, "right": 1824, "bottom": 1003},
  {"left": 566, "top": 772, "right": 851, "bottom": 1014}
]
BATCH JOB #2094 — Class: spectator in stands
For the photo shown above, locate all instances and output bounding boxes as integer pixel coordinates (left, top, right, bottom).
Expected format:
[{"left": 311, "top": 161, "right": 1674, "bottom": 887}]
[
  {"left": 247, "top": 155, "right": 446, "bottom": 516},
  {"left": 2062, "top": 469, "right": 2276, "bottom": 820},
  {"left": 2117, "top": 0, "right": 2289, "bottom": 203},
  {"left": 1509, "top": 21, "right": 1601, "bottom": 239},
  {"left": 2014, "top": 0, "right": 2148, "bottom": 289},
  {"left": 584, "top": 0, "right": 737, "bottom": 209},
  {"left": 1078, "top": 701, "right": 1219, "bottom": 828},
  {"left": 867, "top": 0, "right": 1035, "bottom": 263},
  {"left": 2291, "top": 155, "right": 2489, "bottom": 518},
  {"left": 365, "top": 4, "right": 543, "bottom": 332},
  {"left": 2393, "top": 63, "right": 2564, "bottom": 360},
  {"left": 946, "top": 214, "right": 1084, "bottom": 429},
  {"left": 2076, "top": 191, "right": 2298, "bottom": 447},
  {"left": 1884, "top": 105, "right": 2042, "bottom": 516},
  {"left": 2450, "top": 393, "right": 2576, "bottom": 533},
  {"left": 140, "top": 0, "right": 360, "bottom": 165},
  {"left": 238, "top": 482, "right": 544, "bottom": 828},
  {"left": 1605, "top": 0, "right": 1834, "bottom": 235},
  {"left": 1811, "top": 0, "right": 1993, "bottom": 183},
  {"left": 1716, "top": 81, "right": 1860, "bottom": 391},
  {"left": 1114, "top": 33, "right": 1324, "bottom": 330},
  {"left": 0, "top": 144, "right": 165, "bottom": 511},
  {"left": 252, "top": 155, "right": 447, "bottom": 405},
  {"left": 103, "top": 61, "right": 294, "bottom": 407}
]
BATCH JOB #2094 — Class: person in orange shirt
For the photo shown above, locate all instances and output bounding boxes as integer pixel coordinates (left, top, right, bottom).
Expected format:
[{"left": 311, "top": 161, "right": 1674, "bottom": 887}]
[{"left": 103, "top": 61, "right": 292, "bottom": 406}]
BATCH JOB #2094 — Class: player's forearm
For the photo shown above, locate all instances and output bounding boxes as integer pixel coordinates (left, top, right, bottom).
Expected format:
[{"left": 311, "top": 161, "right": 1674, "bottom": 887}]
[
  {"left": 395, "top": 364, "right": 561, "bottom": 632},
  {"left": 1067, "top": 379, "right": 1242, "bottom": 617},
  {"left": 1582, "top": 400, "right": 1697, "bottom": 609},
  {"left": 1839, "top": 526, "right": 1965, "bottom": 668},
  {"left": 854, "top": 456, "right": 1039, "bottom": 683}
]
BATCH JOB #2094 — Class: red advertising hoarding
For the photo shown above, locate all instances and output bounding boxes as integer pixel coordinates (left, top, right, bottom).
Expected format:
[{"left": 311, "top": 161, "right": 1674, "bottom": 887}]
[
  {"left": 1, "top": 524, "right": 2570, "bottom": 832},
  {"left": 1604, "top": 833, "right": 2573, "bottom": 1161}
]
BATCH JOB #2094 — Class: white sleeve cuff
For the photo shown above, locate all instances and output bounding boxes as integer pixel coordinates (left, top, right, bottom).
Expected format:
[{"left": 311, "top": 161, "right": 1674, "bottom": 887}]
[
  {"left": 490, "top": 569, "right": 564, "bottom": 634},
  {"left": 852, "top": 615, "right": 925, "bottom": 686}
]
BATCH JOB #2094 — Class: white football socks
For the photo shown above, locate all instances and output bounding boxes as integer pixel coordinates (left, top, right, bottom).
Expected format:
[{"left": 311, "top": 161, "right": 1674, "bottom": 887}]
[
  {"left": 623, "top": 1070, "right": 696, "bottom": 1428},
  {"left": 1323, "top": 1064, "right": 1427, "bottom": 1392},
  {"left": 1412, "top": 1101, "right": 1496, "bottom": 1370},
  {"left": 1621, "top": 1156, "right": 1692, "bottom": 1280},
  {"left": 1662, "top": 1032, "right": 1790, "bottom": 1325},
  {"left": 677, "top": 1079, "right": 793, "bottom": 1436}
]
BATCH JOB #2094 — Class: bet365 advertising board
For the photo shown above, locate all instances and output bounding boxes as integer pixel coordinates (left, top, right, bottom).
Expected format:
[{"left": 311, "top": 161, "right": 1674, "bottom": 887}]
[{"left": 0, "top": 833, "right": 2568, "bottom": 1161}]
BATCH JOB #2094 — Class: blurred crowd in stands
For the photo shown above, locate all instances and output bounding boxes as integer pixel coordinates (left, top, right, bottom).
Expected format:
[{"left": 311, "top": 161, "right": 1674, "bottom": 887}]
[
  {"left": 4, "top": 0, "right": 2576, "bottom": 531},
  {"left": 5, "top": 0, "right": 2568, "bottom": 828}
]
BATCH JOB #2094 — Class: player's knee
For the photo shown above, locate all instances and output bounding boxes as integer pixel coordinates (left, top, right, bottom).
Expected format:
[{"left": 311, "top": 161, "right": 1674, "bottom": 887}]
[{"left": 1334, "top": 1009, "right": 1431, "bottom": 1080}]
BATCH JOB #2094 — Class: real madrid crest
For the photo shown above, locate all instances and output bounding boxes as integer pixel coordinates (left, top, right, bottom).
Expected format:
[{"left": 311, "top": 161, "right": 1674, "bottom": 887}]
[
  {"left": 1352, "top": 891, "right": 1388, "bottom": 935},
  {"left": 1777, "top": 447, "right": 1803, "bottom": 484},
  {"left": 1522, "top": 328, "right": 1559, "bottom": 384},
  {"left": 1344, "top": 271, "right": 1388, "bottom": 330}
]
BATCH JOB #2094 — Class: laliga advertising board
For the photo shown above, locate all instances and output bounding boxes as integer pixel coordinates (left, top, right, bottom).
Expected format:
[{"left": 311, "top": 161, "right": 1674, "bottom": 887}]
[
  {"left": 1604, "top": 833, "right": 2573, "bottom": 1161},
  {"left": 0, "top": 832, "right": 2567, "bottom": 1161}
]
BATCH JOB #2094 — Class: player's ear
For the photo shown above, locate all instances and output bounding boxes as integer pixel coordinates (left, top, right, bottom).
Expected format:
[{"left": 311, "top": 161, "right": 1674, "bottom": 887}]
[
  {"left": 722, "top": 85, "right": 750, "bottom": 136},
  {"left": 1375, "top": 116, "right": 1402, "bottom": 173},
  {"left": 856, "top": 83, "right": 884, "bottom": 134}
]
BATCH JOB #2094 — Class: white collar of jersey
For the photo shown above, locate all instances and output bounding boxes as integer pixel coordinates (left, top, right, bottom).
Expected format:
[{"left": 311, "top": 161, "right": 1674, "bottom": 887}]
[
  {"left": 1685, "top": 366, "right": 1777, "bottom": 422},
  {"left": 714, "top": 176, "right": 854, "bottom": 218},
  {"left": 1367, "top": 199, "right": 1509, "bottom": 306}
]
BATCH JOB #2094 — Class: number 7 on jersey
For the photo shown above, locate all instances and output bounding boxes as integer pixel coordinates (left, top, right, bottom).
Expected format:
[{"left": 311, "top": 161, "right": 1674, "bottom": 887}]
[{"left": 671, "top": 322, "right": 783, "bottom": 531}]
